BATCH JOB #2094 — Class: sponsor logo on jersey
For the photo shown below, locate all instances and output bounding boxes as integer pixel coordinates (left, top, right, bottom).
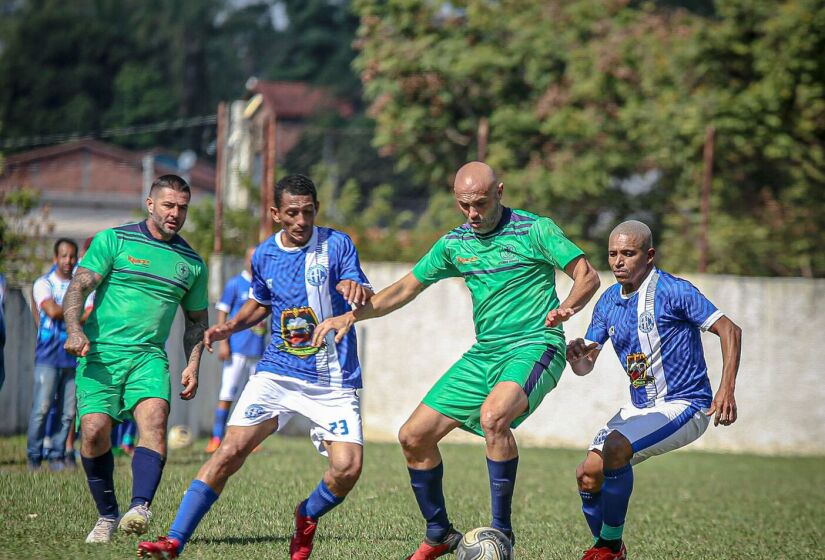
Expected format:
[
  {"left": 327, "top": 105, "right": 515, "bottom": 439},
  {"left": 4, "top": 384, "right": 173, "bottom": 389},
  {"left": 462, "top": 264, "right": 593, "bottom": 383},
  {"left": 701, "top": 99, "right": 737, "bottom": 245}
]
[
  {"left": 638, "top": 311, "right": 656, "bottom": 333},
  {"left": 456, "top": 256, "right": 479, "bottom": 264},
  {"left": 592, "top": 427, "right": 610, "bottom": 447},
  {"left": 127, "top": 255, "right": 151, "bottom": 266},
  {"left": 277, "top": 306, "right": 321, "bottom": 358},
  {"left": 499, "top": 244, "right": 517, "bottom": 264},
  {"left": 244, "top": 404, "right": 266, "bottom": 419},
  {"left": 307, "top": 263, "right": 328, "bottom": 287},
  {"left": 175, "top": 262, "right": 191, "bottom": 282},
  {"left": 626, "top": 352, "right": 653, "bottom": 388}
]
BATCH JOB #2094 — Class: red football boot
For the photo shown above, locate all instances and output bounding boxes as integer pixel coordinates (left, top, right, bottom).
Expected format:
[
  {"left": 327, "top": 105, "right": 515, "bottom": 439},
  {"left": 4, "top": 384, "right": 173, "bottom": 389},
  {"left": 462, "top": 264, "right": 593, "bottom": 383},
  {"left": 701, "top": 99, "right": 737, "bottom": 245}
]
[
  {"left": 136, "top": 536, "right": 182, "bottom": 559},
  {"left": 405, "top": 527, "right": 463, "bottom": 560},
  {"left": 581, "top": 542, "right": 628, "bottom": 560},
  {"left": 290, "top": 501, "right": 318, "bottom": 560}
]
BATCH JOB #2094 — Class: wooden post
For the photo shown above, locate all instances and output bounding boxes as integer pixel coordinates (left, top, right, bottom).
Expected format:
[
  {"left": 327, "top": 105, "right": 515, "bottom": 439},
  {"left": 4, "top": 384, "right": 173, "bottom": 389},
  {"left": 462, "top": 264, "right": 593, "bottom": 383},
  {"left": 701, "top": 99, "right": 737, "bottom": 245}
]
[
  {"left": 699, "top": 125, "right": 715, "bottom": 273},
  {"left": 477, "top": 116, "right": 489, "bottom": 161},
  {"left": 214, "top": 102, "right": 226, "bottom": 255},
  {"left": 260, "top": 113, "right": 277, "bottom": 241}
]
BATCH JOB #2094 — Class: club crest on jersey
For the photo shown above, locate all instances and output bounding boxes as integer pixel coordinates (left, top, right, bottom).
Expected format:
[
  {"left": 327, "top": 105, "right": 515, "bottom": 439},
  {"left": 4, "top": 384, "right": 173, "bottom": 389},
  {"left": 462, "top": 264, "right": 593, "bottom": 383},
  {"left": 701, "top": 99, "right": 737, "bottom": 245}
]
[
  {"left": 278, "top": 306, "right": 321, "bottom": 358},
  {"left": 499, "top": 244, "right": 517, "bottom": 264},
  {"left": 307, "top": 263, "right": 328, "bottom": 287},
  {"left": 175, "top": 262, "right": 190, "bottom": 282},
  {"left": 638, "top": 311, "right": 656, "bottom": 333},
  {"left": 626, "top": 352, "right": 653, "bottom": 388}
]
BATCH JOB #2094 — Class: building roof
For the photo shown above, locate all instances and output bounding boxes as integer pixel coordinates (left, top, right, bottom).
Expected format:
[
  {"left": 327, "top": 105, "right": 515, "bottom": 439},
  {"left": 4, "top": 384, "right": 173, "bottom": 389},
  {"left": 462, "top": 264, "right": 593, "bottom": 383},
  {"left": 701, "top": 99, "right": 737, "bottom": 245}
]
[
  {"left": 245, "top": 78, "right": 354, "bottom": 120},
  {"left": 2, "top": 138, "right": 215, "bottom": 192}
]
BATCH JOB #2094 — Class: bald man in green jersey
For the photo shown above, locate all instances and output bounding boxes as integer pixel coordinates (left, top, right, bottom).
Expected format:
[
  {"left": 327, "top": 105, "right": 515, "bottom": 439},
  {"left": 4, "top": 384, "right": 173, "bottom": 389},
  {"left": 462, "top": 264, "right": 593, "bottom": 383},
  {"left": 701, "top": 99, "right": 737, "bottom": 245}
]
[
  {"left": 63, "top": 175, "right": 209, "bottom": 545},
  {"left": 312, "top": 161, "right": 601, "bottom": 559}
]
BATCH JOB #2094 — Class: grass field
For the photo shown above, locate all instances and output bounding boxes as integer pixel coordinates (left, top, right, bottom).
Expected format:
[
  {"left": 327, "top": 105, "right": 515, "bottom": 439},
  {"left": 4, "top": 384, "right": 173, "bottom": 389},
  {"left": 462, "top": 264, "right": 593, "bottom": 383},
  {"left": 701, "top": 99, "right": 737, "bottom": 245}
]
[{"left": 0, "top": 434, "right": 822, "bottom": 560}]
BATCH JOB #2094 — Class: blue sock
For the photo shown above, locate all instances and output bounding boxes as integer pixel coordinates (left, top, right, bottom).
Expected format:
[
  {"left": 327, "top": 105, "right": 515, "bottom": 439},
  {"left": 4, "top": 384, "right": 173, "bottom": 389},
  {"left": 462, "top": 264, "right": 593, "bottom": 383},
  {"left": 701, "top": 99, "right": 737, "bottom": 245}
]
[
  {"left": 579, "top": 491, "right": 603, "bottom": 539},
  {"left": 212, "top": 408, "right": 229, "bottom": 440},
  {"left": 600, "top": 464, "right": 634, "bottom": 542},
  {"left": 168, "top": 480, "right": 219, "bottom": 554},
  {"left": 409, "top": 463, "right": 451, "bottom": 542},
  {"left": 300, "top": 479, "right": 344, "bottom": 520},
  {"left": 130, "top": 447, "right": 166, "bottom": 508},
  {"left": 81, "top": 450, "right": 119, "bottom": 519},
  {"left": 487, "top": 456, "right": 518, "bottom": 534}
]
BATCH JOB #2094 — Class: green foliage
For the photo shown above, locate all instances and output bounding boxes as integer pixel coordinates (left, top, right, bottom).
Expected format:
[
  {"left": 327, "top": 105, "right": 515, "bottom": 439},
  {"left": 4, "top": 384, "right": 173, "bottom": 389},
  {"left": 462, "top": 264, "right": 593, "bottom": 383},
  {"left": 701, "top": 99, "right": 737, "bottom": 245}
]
[
  {"left": 354, "top": 0, "right": 825, "bottom": 276},
  {"left": 183, "top": 175, "right": 261, "bottom": 259},
  {"left": 0, "top": 186, "right": 52, "bottom": 285}
]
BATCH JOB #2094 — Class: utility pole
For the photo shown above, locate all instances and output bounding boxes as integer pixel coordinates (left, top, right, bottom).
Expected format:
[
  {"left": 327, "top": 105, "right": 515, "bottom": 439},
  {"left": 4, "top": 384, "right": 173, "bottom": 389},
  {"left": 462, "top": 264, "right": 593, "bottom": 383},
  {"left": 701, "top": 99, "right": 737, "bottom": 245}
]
[
  {"left": 260, "top": 113, "right": 277, "bottom": 242},
  {"left": 477, "top": 117, "right": 489, "bottom": 161},
  {"left": 214, "top": 102, "right": 226, "bottom": 255},
  {"left": 699, "top": 125, "right": 715, "bottom": 273}
]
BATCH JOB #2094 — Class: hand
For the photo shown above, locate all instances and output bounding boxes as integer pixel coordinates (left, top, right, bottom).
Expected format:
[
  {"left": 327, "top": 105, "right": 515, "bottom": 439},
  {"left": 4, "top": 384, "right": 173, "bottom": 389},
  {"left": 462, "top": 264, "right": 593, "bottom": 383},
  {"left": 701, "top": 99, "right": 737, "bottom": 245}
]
[
  {"left": 179, "top": 365, "right": 199, "bottom": 400},
  {"left": 566, "top": 338, "right": 599, "bottom": 363},
  {"left": 312, "top": 313, "right": 356, "bottom": 347},
  {"left": 218, "top": 340, "right": 231, "bottom": 362},
  {"left": 64, "top": 330, "right": 90, "bottom": 357},
  {"left": 546, "top": 307, "right": 576, "bottom": 327},
  {"left": 204, "top": 323, "right": 233, "bottom": 353},
  {"left": 707, "top": 386, "right": 737, "bottom": 427},
  {"left": 336, "top": 280, "right": 373, "bottom": 307}
]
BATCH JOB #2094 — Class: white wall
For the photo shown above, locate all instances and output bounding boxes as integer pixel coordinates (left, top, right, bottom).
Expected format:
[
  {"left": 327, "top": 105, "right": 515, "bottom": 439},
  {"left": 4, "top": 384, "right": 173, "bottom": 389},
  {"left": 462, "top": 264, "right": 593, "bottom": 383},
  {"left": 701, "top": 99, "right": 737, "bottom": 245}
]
[{"left": 357, "top": 264, "right": 825, "bottom": 456}]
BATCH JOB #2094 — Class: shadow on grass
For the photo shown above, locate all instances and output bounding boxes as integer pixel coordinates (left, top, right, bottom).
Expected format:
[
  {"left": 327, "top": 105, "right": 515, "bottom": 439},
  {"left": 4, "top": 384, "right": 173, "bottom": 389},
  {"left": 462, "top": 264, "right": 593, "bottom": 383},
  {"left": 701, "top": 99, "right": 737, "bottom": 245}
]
[{"left": 194, "top": 535, "right": 289, "bottom": 546}]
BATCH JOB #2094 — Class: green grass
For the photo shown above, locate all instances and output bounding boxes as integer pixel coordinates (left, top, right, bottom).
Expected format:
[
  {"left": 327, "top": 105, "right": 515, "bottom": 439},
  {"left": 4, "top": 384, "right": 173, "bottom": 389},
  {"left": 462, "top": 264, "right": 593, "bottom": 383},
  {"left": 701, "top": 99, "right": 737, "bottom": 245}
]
[{"left": 0, "top": 435, "right": 822, "bottom": 559}]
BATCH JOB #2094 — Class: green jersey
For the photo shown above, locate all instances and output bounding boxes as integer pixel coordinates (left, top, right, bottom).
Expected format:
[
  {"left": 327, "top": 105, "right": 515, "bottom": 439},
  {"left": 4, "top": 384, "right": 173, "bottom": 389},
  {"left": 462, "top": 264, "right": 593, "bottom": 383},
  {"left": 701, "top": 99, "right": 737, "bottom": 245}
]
[
  {"left": 80, "top": 221, "right": 208, "bottom": 353},
  {"left": 412, "top": 208, "right": 584, "bottom": 346}
]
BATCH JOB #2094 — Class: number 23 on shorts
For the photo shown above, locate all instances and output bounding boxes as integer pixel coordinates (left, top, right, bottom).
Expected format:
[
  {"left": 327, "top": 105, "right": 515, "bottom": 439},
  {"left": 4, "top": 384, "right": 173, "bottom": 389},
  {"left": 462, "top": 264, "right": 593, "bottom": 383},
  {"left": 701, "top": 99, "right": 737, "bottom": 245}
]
[{"left": 328, "top": 419, "right": 349, "bottom": 435}]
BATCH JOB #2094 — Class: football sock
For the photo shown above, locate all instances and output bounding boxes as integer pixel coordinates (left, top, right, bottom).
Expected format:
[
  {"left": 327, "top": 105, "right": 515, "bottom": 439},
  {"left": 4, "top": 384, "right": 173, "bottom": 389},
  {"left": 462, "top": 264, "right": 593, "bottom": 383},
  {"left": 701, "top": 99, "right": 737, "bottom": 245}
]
[
  {"left": 129, "top": 447, "right": 166, "bottom": 508},
  {"left": 487, "top": 456, "right": 518, "bottom": 534},
  {"left": 168, "top": 479, "right": 219, "bottom": 553},
  {"left": 408, "top": 463, "right": 451, "bottom": 542},
  {"left": 212, "top": 407, "right": 229, "bottom": 440},
  {"left": 301, "top": 479, "right": 344, "bottom": 520},
  {"left": 600, "top": 464, "right": 633, "bottom": 544},
  {"left": 81, "top": 450, "right": 119, "bottom": 519},
  {"left": 579, "top": 490, "right": 603, "bottom": 539}
]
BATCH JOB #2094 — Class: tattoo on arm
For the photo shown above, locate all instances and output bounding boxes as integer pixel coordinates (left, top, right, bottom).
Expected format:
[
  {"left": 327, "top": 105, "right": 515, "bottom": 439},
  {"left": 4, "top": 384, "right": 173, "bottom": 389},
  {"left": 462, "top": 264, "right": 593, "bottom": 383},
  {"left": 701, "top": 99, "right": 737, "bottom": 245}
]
[
  {"left": 183, "top": 309, "right": 209, "bottom": 373},
  {"left": 63, "top": 268, "right": 102, "bottom": 333}
]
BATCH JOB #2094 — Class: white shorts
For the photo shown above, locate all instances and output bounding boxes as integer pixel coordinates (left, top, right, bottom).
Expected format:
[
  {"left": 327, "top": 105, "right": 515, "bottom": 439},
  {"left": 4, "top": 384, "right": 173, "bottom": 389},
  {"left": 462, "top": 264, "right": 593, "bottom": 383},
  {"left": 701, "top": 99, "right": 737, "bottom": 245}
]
[
  {"left": 228, "top": 371, "right": 363, "bottom": 456},
  {"left": 219, "top": 354, "right": 259, "bottom": 402},
  {"left": 589, "top": 400, "right": 710, "bottom": 465}
]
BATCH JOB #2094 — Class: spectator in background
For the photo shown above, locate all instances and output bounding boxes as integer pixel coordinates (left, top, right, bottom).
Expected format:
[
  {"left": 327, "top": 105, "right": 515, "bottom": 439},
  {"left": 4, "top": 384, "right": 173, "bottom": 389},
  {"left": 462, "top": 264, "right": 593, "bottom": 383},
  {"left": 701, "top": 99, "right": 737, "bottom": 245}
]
[
  {"left": 27, "top": 238, "right": 84, "bottom": 471},
  {"left": 205, "top": 246, "right": 266, "bottom": 453}
]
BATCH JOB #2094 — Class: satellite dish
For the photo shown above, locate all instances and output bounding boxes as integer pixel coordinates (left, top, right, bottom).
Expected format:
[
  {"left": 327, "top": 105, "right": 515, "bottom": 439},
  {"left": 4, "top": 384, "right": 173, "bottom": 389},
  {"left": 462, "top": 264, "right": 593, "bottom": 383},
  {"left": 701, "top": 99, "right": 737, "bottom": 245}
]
[{"left": 178, "top": 150, "right": 197, "bottom": 172}]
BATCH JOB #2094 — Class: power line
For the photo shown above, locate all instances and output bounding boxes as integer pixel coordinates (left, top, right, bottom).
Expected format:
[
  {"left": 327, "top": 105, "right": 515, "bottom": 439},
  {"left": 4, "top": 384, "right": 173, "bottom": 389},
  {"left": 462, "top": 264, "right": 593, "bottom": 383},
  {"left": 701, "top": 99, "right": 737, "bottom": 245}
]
[{"left": 0, "top": 114, "right": 218, "bottom": 150}]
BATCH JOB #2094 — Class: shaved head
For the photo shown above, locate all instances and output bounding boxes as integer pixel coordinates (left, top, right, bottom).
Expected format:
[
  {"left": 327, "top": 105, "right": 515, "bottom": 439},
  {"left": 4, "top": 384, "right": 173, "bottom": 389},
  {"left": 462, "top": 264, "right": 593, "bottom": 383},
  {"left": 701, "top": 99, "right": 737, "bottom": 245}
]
[
  {"left": 454, "top": 161, "right": 498, "bottom": 193},
  {"left": 452, "top": 161, "right": 505, "bottom": 234},
  {"left": 609, "top": 220, "right": 653, "bottom": 251}
]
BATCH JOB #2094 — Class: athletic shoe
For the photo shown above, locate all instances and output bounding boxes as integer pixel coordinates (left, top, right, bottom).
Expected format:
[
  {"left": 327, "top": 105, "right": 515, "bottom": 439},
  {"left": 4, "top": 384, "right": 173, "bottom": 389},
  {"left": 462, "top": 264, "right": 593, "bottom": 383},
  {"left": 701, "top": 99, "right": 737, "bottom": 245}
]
[
  {"left": 204, "top": 437, "right": 221, "bottom": 454},
  {"left": 27, "top": 459, "right": 41, "bottom": 472},
  {"left": 85, "top": 516, "right": 118, "bottom": 543},
  {"left": 581, "top": 542, "right": 628, "bottom": 560},
  {"left": 290, "top": 501, "right": 318, "bottom": 560},
  {"left": 137, "top": 536, "right": 181, "bottom": 559},
  {"left": 48, "top": 460, "right": 66, "bottom": 472},
  {"left": 405, "top": 526, "right": 463, "bottom": 560},
  {"left": 119, "top": 503, "right": 152, "bottom": 535}
]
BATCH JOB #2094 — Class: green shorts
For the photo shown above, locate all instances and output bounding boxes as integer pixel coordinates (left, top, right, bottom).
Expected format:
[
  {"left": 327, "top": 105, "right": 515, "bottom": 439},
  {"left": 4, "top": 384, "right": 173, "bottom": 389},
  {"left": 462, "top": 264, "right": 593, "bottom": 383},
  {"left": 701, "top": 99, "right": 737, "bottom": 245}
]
[
  {"left": 76, "top": 348, "right": 171, "bottom": 422},
  {"left": 422, "top": 340, "right": 566, "bottom": 437}
]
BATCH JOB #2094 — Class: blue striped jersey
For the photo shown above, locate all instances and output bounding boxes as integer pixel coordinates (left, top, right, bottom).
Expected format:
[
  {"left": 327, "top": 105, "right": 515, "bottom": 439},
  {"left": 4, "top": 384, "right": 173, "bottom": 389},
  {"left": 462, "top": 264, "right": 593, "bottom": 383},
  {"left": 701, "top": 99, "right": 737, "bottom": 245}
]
[
  {"left": 216, "top": 271, "right": 265, "bottom": 357},
  {"left": 250, "top": 226, "right": 370, "bottom": 388},
  {"left": 585, "top": 268, "right": 723, "bottom": 408}
]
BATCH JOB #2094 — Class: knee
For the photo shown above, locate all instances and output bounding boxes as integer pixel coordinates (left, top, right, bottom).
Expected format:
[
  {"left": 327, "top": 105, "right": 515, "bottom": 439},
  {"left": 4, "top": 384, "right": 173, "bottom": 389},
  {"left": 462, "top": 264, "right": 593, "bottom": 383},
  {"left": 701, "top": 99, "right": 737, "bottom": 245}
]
[
  {"left": 329, "top": 458, "right": 362, "bottom": 489},
  {"left": 479, "top": 404, "right": 511, "bottom": 436},
  {"left": 576, "top": 463, "right": 603, "bottom": 493},
  {"left": 398, "top": 423, "right": 428, "bottom": 453},
  {"left": 602, "top": 432, "right": 633, "bottom": 468},
  {"left": 82, "top": 424, "right": 110, "bottom": 449}
]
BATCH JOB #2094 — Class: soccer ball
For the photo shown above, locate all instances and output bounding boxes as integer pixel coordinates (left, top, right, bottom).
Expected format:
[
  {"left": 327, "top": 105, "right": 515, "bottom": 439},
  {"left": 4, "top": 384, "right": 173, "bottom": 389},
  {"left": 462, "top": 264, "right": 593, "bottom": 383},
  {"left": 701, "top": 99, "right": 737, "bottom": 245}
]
[
  {"left": 455, "top": 527, "right": 513, "bottom": 560},
  {"left": 168, "top": 425, "right": 193, "bottom": 450}
]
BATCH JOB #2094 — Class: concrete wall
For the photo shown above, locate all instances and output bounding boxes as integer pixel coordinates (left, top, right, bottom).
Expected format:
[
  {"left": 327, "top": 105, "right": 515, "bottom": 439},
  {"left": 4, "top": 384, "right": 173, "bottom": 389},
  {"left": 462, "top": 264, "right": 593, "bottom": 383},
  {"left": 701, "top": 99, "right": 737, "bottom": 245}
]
[
  {"left": 356, "top": 265, "right": 825, "bottom": 456},
  {"left": 2, "top": 266, "right": 823, "bottom": 455}
]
